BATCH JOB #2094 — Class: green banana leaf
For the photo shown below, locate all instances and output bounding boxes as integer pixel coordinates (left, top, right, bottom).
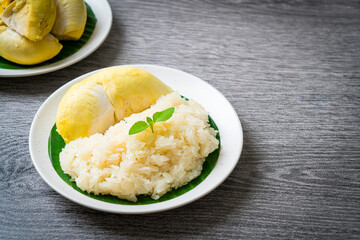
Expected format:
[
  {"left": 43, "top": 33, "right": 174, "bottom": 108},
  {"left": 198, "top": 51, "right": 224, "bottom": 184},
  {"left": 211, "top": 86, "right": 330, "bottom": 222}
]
[
  {"left": 48, "top": 116, "right": 220, "bottom": 205},
  {"left": 0, "top": 3, "right": 96, "bottom": 69}
]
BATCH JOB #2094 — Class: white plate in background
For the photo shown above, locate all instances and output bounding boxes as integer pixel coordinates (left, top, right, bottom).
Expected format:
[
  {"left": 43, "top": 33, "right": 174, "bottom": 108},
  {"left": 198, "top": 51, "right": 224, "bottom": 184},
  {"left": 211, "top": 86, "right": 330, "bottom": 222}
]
[{"left": 0, "top": 0, "right": 112, "bottom": 77}]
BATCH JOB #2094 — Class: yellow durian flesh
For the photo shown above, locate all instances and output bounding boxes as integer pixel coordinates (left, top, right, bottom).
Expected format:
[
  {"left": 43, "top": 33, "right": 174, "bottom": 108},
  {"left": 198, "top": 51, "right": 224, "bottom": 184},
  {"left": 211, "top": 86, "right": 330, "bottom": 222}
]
[
  {"left": 52, "top": 0, "right": 87, "bottom": 40},
  {"left": 0, "top": 26, "right": 62, "bottom": 65},
  {"left": 0, "top": 8, "right": 3, "bottom": 25},
  {"left": 86, "top": 67, "right": 174, "bottom": 122},
  {"left": 0, "top": 0, "right": 13, "bottom": 25},
  {"left": 0, "top": 0, "right": 13, "bottom": 11},
  {"left": 56, "top": 67, "right": 173, "bottom": 143},
  {"left": 0, "top": 0, "right": 13, "bottom": 6},
  {"left": 56, "top": 80, "right": 116, "bottom": 144},
  {"left": 1, "top": 0, "right": 56, "bottom": 41}
]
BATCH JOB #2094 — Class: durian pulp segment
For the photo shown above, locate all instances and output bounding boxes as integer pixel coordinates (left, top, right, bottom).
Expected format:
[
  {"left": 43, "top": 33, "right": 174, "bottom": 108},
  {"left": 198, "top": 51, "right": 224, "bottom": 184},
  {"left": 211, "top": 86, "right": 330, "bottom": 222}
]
[
  {"left": 0, "top": 26, "right": 63, "bottom": 65},
  {"left": 87, "top": 67, "right": 174, "bottom": 122},
  {"left": 0, "top": 0, "right": 13, "bottom": 25},
  {"left": 56, "top": 80, "right": 116, "bottom": 143},
  {"left": 0, "top": 0, "right": 13, "bottom": 6},
  {"left": 1, "top": 0, "right": 56, "bottom": 41},
  {"left": 0, "top": 0, "right": 13, "bottom": 10},
  {"left": 52, "top": 0, "right": 87, "bottom": 40},
  {"left": 0, "top": 7, "right": 3, "bottom": 25},
  {"left": 56, "top": 67, "right": 173, "bottom": 143}
]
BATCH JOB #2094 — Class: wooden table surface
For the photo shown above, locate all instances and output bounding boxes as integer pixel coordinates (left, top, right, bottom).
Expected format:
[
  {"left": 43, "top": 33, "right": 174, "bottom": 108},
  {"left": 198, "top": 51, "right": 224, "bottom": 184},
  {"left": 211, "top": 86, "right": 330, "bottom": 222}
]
[{"left": 1, "top": 0, "right": 359, "bottom": 239}]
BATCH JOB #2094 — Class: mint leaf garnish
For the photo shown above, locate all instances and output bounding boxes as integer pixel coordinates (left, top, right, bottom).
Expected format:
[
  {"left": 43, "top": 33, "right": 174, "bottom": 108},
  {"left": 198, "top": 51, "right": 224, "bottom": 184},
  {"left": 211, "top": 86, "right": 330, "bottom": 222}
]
[
  {"left": 129, "top": 107, "right": 175, "bottom": 135},
  {"left": 128, "top": 121, "right": 149, "bottom": 135}
]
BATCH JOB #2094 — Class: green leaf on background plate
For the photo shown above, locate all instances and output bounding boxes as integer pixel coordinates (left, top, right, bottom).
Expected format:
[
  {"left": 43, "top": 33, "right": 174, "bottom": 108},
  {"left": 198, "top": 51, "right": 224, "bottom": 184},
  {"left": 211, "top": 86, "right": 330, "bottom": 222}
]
[
  {"left": 49, "top": 116, "right": 220, "bottom": 205},
  {"left": 0, "top": 2, "right": 97, "bottom": 69}
]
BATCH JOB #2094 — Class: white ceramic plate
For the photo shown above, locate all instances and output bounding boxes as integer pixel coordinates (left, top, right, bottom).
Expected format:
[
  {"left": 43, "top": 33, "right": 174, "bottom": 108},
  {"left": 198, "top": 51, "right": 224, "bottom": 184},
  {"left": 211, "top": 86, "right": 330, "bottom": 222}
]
[
  {"left": 0, "top": 0, "right": 112, "bottom": 77},
  {"left": 29, "top": 65, "right": 243, "bottom": 214}
]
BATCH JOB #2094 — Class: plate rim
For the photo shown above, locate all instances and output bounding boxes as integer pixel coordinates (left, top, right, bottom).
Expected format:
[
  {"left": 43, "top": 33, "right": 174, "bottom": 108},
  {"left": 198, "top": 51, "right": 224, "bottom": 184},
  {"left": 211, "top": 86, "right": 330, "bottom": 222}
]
[
  {"left": 29, "top": 64, "right": 243, "bottom": 214},
  {"left": 0, "top": 0, "right": 112, "bottom": 77}
]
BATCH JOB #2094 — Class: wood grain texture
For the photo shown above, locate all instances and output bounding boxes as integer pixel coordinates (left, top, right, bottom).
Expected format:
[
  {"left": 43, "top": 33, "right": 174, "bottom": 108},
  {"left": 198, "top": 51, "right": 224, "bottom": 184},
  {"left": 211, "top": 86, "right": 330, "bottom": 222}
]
[{"left": 0, "top": 0, "right": 359, "bottom": 239}]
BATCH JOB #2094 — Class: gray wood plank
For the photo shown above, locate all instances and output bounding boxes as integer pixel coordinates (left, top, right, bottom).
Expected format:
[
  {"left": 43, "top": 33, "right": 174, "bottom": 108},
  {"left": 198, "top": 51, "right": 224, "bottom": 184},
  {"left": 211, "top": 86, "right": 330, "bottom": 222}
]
[{"left": 0, "top": 0, "right": 359, "bottom": 239}]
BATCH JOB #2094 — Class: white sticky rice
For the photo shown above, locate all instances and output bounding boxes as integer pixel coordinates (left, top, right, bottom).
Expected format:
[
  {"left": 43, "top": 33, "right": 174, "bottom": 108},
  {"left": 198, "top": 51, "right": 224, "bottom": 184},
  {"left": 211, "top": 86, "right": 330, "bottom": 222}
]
[{"left": 59, "top": 92, "right": 219, "bottom": 202}]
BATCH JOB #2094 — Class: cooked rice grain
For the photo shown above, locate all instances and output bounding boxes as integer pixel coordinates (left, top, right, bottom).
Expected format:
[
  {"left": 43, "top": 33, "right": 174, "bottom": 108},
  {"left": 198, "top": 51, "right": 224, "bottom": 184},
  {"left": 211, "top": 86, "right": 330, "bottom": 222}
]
[{"left": 60, "top": 92, "right": 219, "bottom": 201}]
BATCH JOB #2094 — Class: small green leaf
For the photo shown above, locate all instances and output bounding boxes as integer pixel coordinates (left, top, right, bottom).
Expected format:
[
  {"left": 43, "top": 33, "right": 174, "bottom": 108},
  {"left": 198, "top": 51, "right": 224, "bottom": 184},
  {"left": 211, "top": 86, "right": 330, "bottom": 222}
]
[
  {"left": 129, "top": 121, "right": 149, "bottom": 135},
  {"left": 146, "top": 117, "right": 154, "bottom": 133},
  {"left": 152, "top": 112, "right": 160, "bottom": 122},
  {"left": 153, "top": 107, "right": 175, "bottom": 123},
  {"left": 129, "top": 107, "right": 175, "bottom": 135},
  {"left": 146, "top": 117, "right": 153, "bottom": 126}
]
